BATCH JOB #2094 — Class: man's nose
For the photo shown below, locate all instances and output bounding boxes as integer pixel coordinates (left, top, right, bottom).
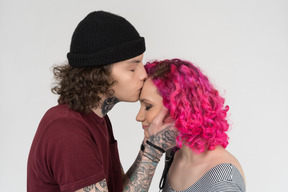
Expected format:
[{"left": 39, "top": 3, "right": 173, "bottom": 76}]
[{"left": 139, "top": 65, "right": 148, "bottom": 81}]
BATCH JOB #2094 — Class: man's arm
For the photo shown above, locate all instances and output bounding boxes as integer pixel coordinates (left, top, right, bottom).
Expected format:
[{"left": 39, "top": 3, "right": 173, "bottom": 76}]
[
  {"left": 74, "top": 144, "right": 165, "bottom": 192},
  {"left": 75, "top": 179, "right": 108, "bottom": 192},
  {"left": 122, "top": 107, "right": 177, "bottom": 191},
  {"left": 122, "top": 148, "right": 158, "bottom": 191},
  {"left": 76, "top": 108, "right": 177, "bottom": 192}
]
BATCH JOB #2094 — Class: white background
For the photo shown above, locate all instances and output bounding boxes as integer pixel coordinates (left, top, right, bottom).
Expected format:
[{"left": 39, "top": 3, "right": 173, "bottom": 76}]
[{"left": 0, "top": 0, "right": 287, "bottom": 191}]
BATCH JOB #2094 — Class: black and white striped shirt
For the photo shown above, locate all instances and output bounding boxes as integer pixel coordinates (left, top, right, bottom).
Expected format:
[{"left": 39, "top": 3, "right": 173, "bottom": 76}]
[{"left": 162, "top": 163, "right": 245, "bottom": 192}]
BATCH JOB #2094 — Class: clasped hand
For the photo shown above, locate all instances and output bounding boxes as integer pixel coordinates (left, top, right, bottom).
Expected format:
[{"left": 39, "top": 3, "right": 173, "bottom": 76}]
[{"left": 145, "top": 107, "right": 178, "bottom": 155}]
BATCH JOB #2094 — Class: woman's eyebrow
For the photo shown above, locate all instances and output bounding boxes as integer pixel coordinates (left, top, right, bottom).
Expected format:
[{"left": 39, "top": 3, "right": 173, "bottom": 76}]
[{"left": 139, "top": 98, "right": 150, "bottom": 103}]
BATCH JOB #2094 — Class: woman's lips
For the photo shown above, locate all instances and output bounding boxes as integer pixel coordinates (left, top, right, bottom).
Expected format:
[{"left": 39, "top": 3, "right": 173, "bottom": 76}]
[{"left": 142, "top": 125, "right": 149, "bottom": 130}]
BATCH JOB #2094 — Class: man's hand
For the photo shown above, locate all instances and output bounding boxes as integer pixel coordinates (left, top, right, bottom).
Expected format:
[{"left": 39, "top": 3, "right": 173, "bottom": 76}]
[{"left": 147, "top": 107, "right": 178, "bottom": 154}]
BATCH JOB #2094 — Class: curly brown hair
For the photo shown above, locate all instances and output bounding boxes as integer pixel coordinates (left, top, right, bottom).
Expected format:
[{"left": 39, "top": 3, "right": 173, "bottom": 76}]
[{"left": 51, "top": 62, "right": 115, "bottom": 112}]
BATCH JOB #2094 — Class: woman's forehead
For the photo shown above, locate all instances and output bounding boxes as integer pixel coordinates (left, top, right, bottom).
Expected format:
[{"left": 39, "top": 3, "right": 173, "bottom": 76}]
[{"left": 140, "top": 79, "right": 160, "bottom": 101}]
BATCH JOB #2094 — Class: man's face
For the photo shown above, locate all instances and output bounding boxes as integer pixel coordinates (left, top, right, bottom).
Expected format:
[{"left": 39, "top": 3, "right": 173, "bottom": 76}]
[{"left": 110, "top": 54, "right": 147, "bottom": 102}]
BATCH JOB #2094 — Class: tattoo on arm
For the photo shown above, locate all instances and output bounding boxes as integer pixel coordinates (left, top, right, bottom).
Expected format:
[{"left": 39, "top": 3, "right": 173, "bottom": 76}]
[
  {"left": 125, "top": 153, "right": 142, "bottom": 180},
  {"left": 76, "top": 179, "right": 108, "bottom": 192},
  {"left": 123, "top": 124, "right": 177, "bottom": 191},
  {"left": 98, "top": 180, "right": 107, "bottom": 189},
  {"left": 124, "top": 152, "right": 158, "bottom": 192}
]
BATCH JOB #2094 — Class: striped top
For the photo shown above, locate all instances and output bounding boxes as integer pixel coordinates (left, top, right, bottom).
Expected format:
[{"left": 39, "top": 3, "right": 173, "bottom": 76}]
[{"left": 162, "top": 163, "right": 245, "bottom": 192}]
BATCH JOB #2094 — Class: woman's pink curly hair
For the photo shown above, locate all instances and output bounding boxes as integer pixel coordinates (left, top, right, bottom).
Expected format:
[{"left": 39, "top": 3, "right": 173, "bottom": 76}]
[{"left": 145, "top": 59, "right": 229, "bottom": 153}]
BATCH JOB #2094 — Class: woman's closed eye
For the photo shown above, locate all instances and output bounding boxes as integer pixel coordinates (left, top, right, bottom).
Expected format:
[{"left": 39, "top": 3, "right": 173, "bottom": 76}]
[{"left": 145, "top": 104, "right": 152, "bottom": 110}]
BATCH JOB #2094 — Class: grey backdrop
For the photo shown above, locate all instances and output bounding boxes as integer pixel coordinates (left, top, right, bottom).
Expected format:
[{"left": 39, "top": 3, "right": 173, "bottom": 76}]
[{"left": 0, "top": 0, "right": 287, "bottom": 191}]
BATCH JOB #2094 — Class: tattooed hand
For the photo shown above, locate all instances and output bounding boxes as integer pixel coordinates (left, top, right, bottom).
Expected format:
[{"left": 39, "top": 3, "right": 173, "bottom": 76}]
[{"left": 146, "top": 107, "right": 178, "bottom": 156}]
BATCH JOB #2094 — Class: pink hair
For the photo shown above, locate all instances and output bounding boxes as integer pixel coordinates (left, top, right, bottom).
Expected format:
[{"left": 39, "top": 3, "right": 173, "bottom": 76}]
[{"left": 145, "top": 59, "right": 229, "bottom": 153}]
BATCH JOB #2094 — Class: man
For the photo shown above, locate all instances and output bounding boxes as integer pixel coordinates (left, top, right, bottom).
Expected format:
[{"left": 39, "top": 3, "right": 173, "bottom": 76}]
[{"left": 27, "top": 11, "right": 176, "bottom": 192}]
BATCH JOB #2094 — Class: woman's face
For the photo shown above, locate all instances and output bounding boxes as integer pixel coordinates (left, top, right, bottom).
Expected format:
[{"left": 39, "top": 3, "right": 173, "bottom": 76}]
[{"left": 136, "top": 78, "right": 164, "bottom": 138}]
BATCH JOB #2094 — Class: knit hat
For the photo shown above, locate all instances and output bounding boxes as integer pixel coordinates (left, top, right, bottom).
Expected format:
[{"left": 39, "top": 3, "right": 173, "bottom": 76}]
[{"left": 67, "top": 11, "right": 145, "bottom": 67}]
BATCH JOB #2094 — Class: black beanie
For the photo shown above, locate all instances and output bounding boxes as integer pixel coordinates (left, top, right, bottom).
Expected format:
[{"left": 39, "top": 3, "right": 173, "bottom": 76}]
[{"left": 67, "top": 11, "right": 145, "bottom": 67}]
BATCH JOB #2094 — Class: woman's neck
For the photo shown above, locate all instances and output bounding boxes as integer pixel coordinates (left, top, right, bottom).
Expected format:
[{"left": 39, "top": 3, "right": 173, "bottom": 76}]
[
  {"left": 177, "top": 145, "right": 206, "bottom": 164},
  {"left": 177, "top": 144, "right": 224, "bottom": 166}
]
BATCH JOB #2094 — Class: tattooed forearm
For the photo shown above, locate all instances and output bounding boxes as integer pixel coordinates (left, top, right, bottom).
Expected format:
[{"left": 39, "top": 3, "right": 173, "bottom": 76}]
[
  {"left": 126, "top": 152, "right": 142, "bottom": 179},
  {"left": 101, "top": 96, "right": 119, "bottom": 116},
  {"left": 123, "top": 122, "right": 177, "bottom": 191},
  {"left": 124, "top": 151, "right": 159, "bottom": 192}
]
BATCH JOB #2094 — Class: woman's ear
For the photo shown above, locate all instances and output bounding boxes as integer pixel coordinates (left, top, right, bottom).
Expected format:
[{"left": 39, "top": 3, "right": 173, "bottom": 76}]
[{"left": 163, "top": 114, "right": 173, "bottom": 123}]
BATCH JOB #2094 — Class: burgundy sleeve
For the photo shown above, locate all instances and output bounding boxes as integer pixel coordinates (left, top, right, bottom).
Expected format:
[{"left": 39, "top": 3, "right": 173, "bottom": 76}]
[{"left": 38, "top": 118, "right": 105, "bottom": 192}]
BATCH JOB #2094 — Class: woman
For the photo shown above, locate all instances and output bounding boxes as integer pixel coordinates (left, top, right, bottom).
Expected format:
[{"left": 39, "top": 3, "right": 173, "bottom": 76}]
[{"left": 136, "top": 59, "right": 246, "bottom": 192}]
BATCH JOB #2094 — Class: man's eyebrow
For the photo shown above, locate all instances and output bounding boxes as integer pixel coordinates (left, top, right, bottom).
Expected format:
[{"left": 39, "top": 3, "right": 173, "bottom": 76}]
[{"left": 128, "top": 59, "right": 141, "bottom": 64}]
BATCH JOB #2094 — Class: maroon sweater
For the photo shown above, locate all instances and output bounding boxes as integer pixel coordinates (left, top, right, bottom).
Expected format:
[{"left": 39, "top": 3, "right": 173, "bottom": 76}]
[{"left": 27, "top": 104, "right": 122, "bottom": 192}]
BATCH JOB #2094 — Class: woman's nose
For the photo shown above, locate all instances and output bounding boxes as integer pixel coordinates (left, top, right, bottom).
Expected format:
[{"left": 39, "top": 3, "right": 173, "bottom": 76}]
[{"left": 136, "top": 111, "right": 144, "bottom": 122}]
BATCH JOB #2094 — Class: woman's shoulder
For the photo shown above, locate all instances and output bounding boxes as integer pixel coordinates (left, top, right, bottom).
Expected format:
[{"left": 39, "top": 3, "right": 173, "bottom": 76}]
[
  {"left": 165, "top": 163, "right": 246, "bottom": 192},
  {"left": 206, "top": 163, "right": 243, "bottom": 181},
  {"left": 204, "top": 163, "right": 246, "bottom": 192},
  {"left": 204, "top": 147, "right": 246, "bottom": 191},
  {"left": 211, "top": 147, "right": 246, "bottom": 183}
]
